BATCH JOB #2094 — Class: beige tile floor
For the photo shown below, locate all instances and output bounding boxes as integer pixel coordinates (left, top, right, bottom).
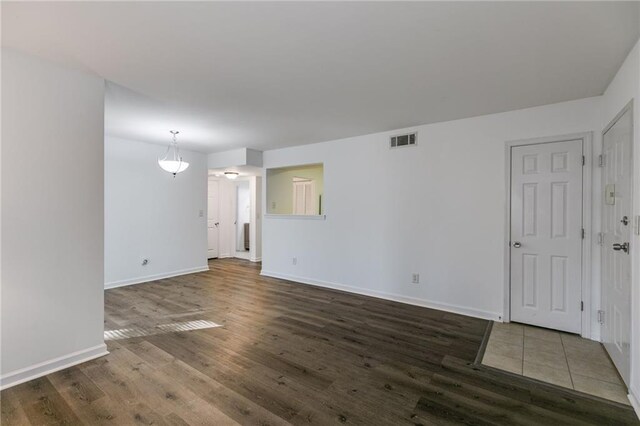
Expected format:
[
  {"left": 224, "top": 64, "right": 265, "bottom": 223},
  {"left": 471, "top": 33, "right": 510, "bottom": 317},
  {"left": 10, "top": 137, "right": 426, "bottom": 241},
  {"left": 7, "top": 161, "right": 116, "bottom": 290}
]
[{"left": 482, "top": 321, "right": 630, "bottom": 405}]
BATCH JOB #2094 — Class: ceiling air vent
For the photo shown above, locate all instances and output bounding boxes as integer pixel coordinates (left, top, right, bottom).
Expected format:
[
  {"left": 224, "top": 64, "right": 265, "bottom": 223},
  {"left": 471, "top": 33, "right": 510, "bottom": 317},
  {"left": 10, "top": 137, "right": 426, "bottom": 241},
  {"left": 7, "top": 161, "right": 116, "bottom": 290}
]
[{"left": 390, "top": 132, "right": 417, "bottom": 149}]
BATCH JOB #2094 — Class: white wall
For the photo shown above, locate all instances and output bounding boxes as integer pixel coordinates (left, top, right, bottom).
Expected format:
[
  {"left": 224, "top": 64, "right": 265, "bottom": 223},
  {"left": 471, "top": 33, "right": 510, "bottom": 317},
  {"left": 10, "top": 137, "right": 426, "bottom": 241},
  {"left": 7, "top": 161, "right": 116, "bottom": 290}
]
[
  {"left": 104, "top": 136, "right": 208, "bottom": 288},
  {"left": 1, "top": 49, "right": 106, "bottom": 388},
  {"left": 208, "top": 148, "right": 248, "bottom": 169},
  {"left": 600, "top": 40, "right": 640, "bottom": 412},
  {"left": 262, "top": 97, "right": 601, "bottom": 321},
  {"left": 207, "top": 148, "right": 263, "bottom": 169}
]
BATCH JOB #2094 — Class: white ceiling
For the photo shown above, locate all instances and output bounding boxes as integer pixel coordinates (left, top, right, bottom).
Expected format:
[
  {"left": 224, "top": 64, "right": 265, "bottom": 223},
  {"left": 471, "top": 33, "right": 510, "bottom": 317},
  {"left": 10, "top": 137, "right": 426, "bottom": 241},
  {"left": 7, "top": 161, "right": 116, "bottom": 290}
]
[{"left": 2, "top": 2, "right": 638, "bottom": 153}]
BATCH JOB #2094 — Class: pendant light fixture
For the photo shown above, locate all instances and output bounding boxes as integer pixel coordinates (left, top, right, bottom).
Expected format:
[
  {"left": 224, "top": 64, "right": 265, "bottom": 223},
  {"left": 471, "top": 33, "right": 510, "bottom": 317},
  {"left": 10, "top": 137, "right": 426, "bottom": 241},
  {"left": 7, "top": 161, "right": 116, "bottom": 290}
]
[{"left": 158, "top": 130, "right": 189, "bottom": 177}]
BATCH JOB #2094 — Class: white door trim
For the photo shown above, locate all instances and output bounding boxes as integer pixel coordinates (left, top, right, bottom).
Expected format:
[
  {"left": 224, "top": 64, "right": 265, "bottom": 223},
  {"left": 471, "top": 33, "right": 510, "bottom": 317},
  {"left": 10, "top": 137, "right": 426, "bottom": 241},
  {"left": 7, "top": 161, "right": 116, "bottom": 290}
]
[{"left": 503, "top": 132, "right": 593, "bottom": 338}]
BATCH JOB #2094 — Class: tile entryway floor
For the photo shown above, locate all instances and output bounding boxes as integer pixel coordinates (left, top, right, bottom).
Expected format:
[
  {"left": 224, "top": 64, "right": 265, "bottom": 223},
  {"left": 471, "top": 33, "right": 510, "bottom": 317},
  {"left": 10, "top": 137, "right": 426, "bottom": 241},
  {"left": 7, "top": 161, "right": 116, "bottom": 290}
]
[{"left": 482, "top": 321, "right": 629, "bottom": 405}]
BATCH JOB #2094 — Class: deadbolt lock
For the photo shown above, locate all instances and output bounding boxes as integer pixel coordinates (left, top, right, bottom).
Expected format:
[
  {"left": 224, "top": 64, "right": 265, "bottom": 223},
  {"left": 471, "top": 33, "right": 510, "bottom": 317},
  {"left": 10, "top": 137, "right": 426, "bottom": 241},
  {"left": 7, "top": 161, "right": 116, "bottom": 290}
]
[
  {"left": 612, "top": 242, "right": 630, "bottom": 253},
  {"left": 621, "top": 216, "right": 629, "bottom": 226}
]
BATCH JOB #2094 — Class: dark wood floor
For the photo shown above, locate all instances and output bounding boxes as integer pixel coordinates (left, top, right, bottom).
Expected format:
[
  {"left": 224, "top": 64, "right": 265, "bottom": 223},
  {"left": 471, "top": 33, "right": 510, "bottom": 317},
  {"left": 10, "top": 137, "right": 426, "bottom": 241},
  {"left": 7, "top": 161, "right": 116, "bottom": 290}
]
[{"left": 2, "top": 259, "right": 638, "bottom": 425}]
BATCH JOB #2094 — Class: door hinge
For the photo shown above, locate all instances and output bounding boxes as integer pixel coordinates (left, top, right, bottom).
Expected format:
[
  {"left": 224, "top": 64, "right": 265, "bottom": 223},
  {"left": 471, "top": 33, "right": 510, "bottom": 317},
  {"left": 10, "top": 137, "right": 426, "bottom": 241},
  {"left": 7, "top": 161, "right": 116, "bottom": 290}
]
[
  {"left": 597, "top": 310, "right": 605, "bottom": 325},
  {"left": 581, "top": 301, "right": 584, "bottom": 311},
  {"left": 581, "top": 228, "right": 585, "bottom": 239},
  {"left": 598, "top": 154, "right": 605, "bottom": 167},
  {"left": 597, "top": 232, "right": 604, "bottom": 245},
  {"left": 582, "top": 155, "right": 585, "bottom": 166}
]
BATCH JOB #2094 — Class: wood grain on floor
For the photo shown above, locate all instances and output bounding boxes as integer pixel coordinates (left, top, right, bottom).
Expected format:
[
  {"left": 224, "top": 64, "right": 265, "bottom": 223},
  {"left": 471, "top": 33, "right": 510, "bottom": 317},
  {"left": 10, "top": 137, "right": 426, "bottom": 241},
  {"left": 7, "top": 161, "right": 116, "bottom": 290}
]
[{"left": 2, "top": 258, "right": 638, "bottom": 425}]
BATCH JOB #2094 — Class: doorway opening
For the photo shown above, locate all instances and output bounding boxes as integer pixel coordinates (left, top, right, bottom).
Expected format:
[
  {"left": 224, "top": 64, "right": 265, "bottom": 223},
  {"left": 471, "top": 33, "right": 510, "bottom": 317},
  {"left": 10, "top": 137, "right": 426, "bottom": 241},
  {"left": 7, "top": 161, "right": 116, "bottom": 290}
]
[
  {"left": 235, "top": 180, "right": 251, "bottom": 260},
  {"left": 207, "top": 169, "right": 262, "bottom": 263}
]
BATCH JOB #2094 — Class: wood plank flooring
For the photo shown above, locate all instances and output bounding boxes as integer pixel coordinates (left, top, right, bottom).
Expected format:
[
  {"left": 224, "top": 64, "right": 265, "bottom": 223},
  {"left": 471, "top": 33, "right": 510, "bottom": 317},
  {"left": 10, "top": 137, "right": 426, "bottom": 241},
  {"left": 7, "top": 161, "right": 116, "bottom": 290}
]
[{"left": 2, "top": 258, "right": 638, "bottom": 425}]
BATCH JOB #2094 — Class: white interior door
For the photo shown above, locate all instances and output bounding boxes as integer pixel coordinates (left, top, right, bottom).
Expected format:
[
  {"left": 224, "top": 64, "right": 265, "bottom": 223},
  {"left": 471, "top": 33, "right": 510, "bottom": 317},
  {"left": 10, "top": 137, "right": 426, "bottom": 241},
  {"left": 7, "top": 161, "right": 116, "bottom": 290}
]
[
  {"left": 293, "top": 179, "right": 316, "bottom": 215},
  {"left": 601, "top": 106, "right": 633, "bottom": 386},
  {"left": 510, "top": 139, "right": 583, "bottom": 333},
  {"left": 207, "top": 179, "right": 220, "bottom": 259}
]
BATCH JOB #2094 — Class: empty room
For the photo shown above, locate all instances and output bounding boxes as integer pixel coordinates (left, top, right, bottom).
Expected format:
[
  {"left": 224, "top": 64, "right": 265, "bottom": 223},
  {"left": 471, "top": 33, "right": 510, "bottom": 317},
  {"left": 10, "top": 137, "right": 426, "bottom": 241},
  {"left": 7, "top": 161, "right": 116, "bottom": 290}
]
[{"left": 2, "top": 1, "right": 640, "bottom": 425}]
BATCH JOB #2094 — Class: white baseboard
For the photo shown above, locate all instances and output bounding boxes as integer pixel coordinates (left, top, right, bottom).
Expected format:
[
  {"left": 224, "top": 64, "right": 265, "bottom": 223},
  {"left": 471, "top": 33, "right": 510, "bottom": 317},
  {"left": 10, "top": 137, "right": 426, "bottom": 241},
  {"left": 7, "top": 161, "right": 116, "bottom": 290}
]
[
  {"left": 234, "top": 252, "right": 251, "bottom": 261},
  {"left": 0, "top": 343, "right": 108, "bottom": 390},
  {"left": 104, "top": 266, "right": 209, "bottom": 289},
  {"left": 260, "top": 270, "right": 501, "bottom": 321},
  {"left": 629, "top": 386, "right": 640, "bottom": 420},
  {"left": 250, "top": 257, "right": 262, "bottom": 262}
]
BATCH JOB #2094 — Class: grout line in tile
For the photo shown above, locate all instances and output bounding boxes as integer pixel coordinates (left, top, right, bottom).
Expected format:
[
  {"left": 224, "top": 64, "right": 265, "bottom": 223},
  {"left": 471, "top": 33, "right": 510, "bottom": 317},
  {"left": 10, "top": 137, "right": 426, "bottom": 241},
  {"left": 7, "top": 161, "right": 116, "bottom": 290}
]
[{"left": 559, "top": 333, "right": 575, "bottom": 390}]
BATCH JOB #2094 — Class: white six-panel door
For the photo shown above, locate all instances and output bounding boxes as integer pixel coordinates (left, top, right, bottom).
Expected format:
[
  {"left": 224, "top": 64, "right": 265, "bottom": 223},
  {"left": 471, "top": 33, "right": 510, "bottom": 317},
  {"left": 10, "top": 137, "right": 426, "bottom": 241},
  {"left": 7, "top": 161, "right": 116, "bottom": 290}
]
[
  {"left": 207, "top": 179, "right": 220, "bottom": 259},
  {"left": 510, "top": 140, "right": 583, "bottom": 333},
  {"left": 601, "top": 106, "right": 633, "bottom": 386}
]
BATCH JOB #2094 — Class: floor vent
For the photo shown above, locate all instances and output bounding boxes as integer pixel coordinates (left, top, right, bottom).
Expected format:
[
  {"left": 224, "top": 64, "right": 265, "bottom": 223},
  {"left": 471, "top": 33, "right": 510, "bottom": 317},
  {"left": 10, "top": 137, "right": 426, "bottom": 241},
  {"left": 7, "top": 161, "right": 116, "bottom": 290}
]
[{"left": 390, "top": 132, "right": 417, "bottom": 148}]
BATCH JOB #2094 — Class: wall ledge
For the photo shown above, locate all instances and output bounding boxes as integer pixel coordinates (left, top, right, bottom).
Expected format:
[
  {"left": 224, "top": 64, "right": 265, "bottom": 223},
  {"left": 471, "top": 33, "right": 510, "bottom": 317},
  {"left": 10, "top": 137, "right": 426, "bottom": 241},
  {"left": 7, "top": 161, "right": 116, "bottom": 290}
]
[
  {"left": 105, "top": 266, "right": 209, "bottom": 289},
  {"left": 260, "top": 270, "right": 501, "bottom": 321},
  {"left": 0, "top": 343, "right": 108, "bottom": 390},
  {"left": 264, "top": 214, "right": 326, "bottom": 220}
]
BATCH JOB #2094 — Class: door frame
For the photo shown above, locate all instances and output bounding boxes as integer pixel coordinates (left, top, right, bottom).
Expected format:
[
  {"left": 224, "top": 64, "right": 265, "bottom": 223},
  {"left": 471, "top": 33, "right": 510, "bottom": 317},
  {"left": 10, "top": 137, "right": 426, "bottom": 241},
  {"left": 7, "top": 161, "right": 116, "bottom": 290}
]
[{"left": 503, "top": 132, "right": 593, "bottom": 338}]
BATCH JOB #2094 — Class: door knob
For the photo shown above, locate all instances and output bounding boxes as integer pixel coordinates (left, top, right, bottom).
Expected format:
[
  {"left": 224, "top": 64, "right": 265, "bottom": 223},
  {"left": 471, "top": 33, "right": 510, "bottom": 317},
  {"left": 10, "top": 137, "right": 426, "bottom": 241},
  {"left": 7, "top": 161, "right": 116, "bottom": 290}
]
[
  {"left": 612, "top": 242, "right": 629, "bottom": 253},
  {"left": 214, "top": 222, "right": 219, "bottom": 227},
  {"left": 512, "top": 242, "right": 521, "bottom": 248}
]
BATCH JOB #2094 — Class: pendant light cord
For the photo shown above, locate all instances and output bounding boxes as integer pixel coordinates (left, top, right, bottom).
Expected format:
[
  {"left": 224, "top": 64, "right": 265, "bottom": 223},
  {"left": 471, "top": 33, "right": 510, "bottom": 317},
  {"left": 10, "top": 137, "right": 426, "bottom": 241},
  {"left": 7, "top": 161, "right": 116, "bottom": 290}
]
[{"left": 166, "top": 130, "right": 183, "bottom": 177}]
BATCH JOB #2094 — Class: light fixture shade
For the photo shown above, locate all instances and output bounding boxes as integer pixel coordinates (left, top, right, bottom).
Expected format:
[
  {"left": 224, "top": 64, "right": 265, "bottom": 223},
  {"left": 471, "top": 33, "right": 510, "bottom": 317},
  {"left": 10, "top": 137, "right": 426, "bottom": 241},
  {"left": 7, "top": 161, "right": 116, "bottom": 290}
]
[
  {"left": 158, "top": 159, "right": 190, "bottom": 174},
  {"left": 159, "top": 130, "right": 189, "bottom": 177},
  {"left": 224, "top": 172, "right": 239, "bottom": 180}
]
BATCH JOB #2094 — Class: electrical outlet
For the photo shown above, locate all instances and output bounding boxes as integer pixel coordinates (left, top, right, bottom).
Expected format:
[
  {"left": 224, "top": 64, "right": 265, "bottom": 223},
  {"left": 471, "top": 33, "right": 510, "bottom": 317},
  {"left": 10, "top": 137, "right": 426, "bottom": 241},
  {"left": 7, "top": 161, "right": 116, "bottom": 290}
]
[
  {"left": 292, "top": 257, "right": 297, "bottom": 266},
  {"left": 412, "top": 273, "right": 420, "bottom": 284},
  {"left": 199, "top": 209, "right": 204, "bottom": 217},
  {"left": 272, "top": 202, "right": 277, "bottom": 209},
  {"left": 142, "top": 258, "right": 149, "bottom": 266}
]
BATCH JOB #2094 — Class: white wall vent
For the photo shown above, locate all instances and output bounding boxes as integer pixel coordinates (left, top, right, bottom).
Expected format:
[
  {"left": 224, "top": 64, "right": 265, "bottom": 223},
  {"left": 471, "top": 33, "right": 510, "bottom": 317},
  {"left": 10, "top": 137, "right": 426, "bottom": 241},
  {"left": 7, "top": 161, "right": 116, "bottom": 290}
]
[{"left": 390, "top": 132, "right": 417, "bottom": 148}]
